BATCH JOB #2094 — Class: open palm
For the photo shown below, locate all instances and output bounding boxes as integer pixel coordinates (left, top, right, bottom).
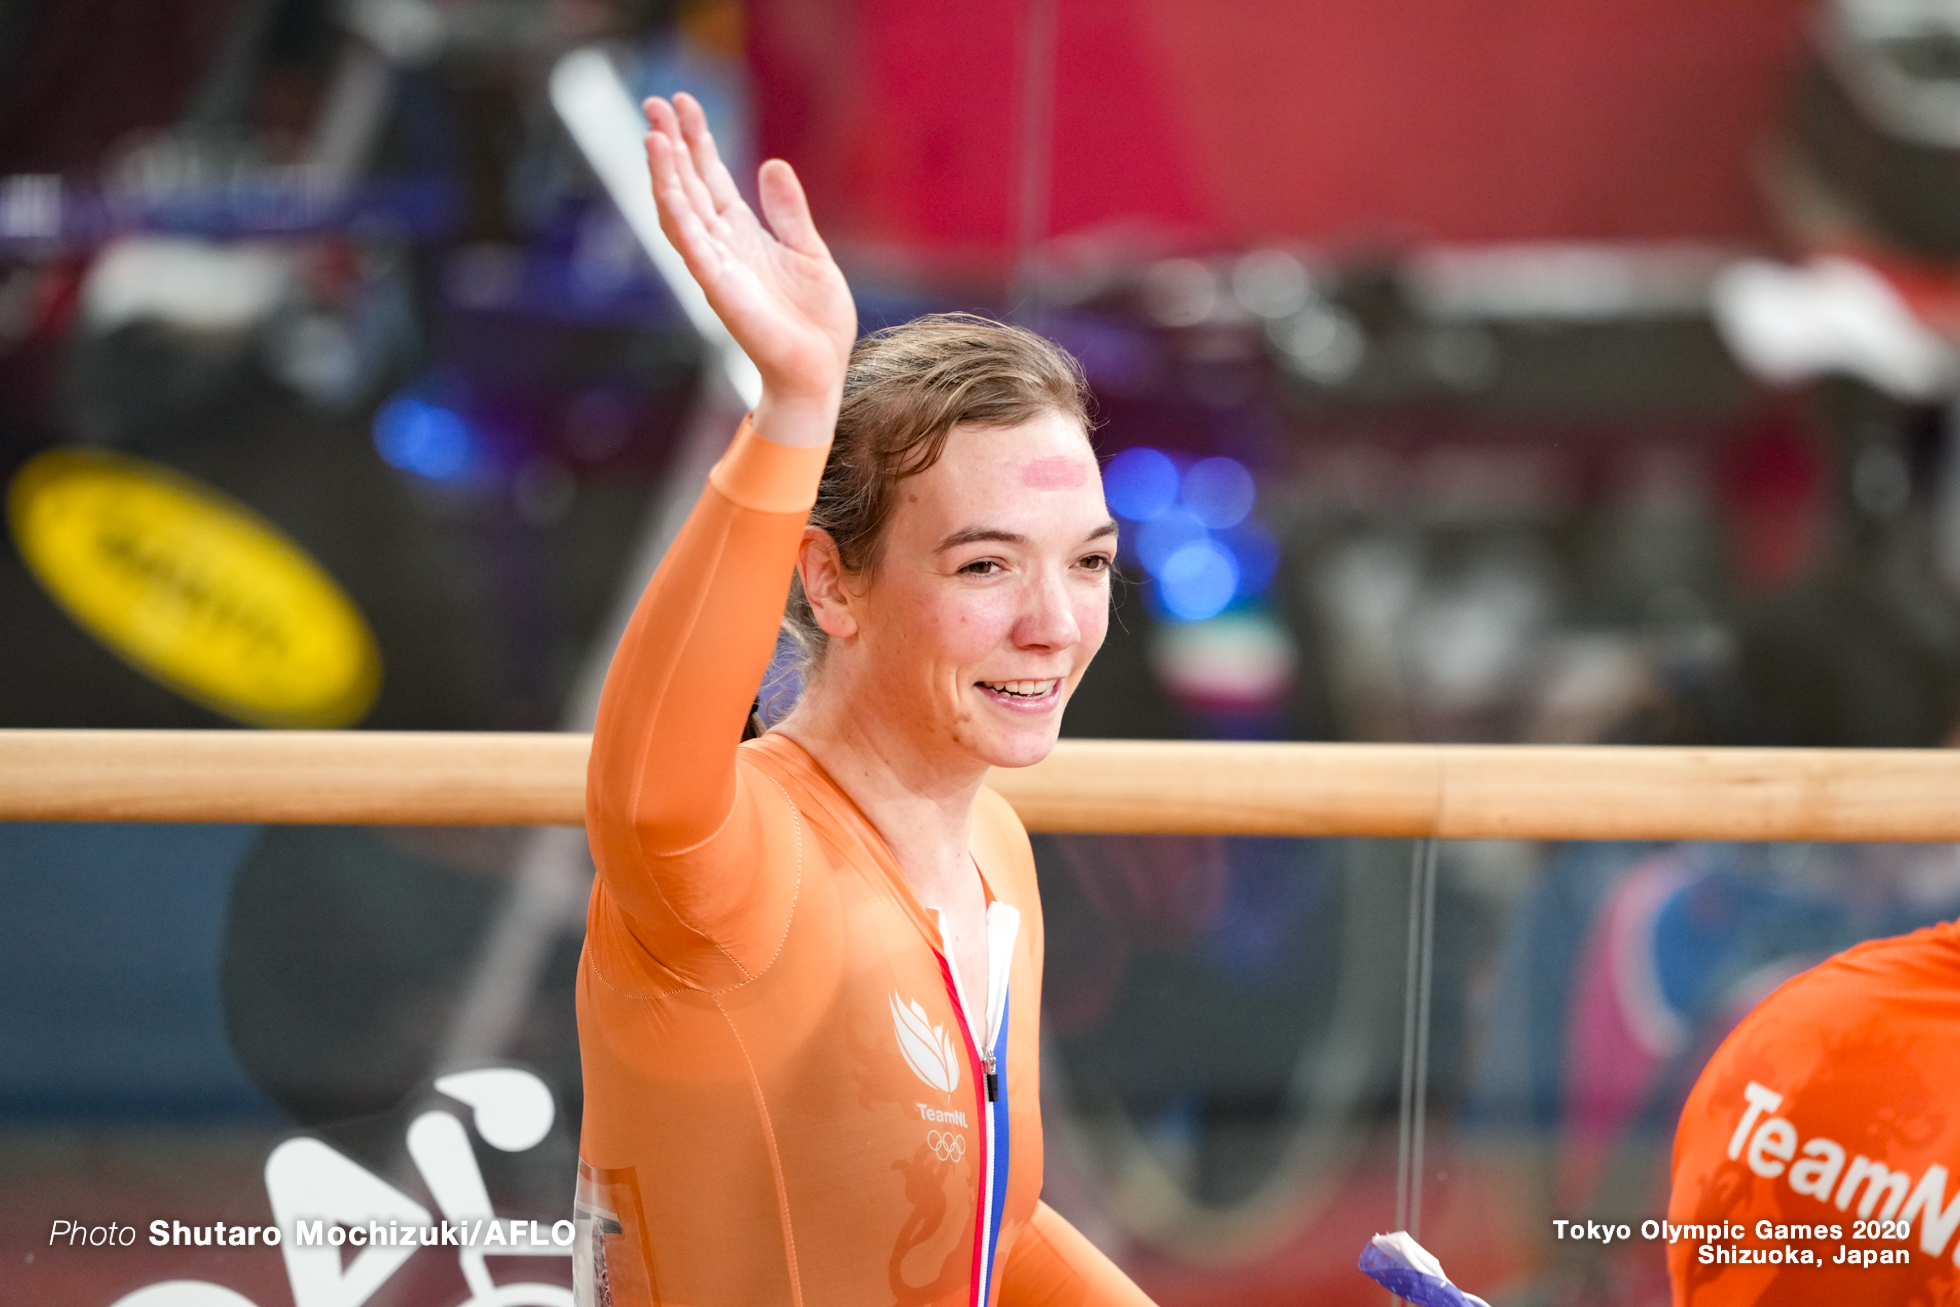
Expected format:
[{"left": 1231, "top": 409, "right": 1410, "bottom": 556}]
[{"left": 644, "top": 94, "right": 856, "bottom": 411}]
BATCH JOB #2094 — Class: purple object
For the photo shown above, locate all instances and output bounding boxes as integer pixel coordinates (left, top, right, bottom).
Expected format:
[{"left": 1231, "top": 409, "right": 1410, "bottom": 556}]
[{"left": 1358, "top": 1233, "right": 1489, "bottom": 1307}]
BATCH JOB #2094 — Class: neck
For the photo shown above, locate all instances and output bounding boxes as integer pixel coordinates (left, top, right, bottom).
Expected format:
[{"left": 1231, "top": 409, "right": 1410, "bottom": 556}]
[{"left": 775, "top": 676, "right": 988, "bottom": 885}]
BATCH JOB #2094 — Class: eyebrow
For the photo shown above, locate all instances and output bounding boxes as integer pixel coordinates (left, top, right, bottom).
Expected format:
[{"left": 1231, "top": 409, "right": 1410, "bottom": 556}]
[{"left": 934, "top": 520, "right": 1119, "bottom": 552}]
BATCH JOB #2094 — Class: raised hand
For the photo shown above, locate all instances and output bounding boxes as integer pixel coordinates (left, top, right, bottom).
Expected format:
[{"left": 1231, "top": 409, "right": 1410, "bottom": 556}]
[{"left": 644, "top": 93, "right": 856, "bottom": 439}]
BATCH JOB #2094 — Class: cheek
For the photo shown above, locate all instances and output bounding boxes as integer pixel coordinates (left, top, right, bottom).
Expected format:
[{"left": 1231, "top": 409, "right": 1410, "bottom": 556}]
[
  {"left": 927, "top": 589, "right": 1022, "bottom": 663},
  {"left": 1077, "top": 589, "right": 1111, "bottom": 654},
  {"left": 869, "top": 582, "right": 1014, "bottom": 668}
]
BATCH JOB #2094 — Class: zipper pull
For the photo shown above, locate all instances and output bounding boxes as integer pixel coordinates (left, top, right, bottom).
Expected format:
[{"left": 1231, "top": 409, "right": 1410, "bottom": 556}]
[{"left": 984, "top": 1052, "right": 998, "bottom": 1102}]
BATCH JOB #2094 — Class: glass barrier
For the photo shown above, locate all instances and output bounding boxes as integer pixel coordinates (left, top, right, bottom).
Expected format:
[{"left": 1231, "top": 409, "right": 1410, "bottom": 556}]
[
  {"left": 6, "top": 820, "right": 1953, "bottom": 1305},
  {"left": 2, "top": 822, "right": 582, "bottom": 1307},
  {"left": 1034, "top": 834, "right": 1960, "bottom": 1306}
]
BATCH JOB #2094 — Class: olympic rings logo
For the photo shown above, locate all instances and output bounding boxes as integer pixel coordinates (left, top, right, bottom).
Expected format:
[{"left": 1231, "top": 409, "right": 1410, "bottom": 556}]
[{"left": 927, "top": 1130, "right": 967, "bottom": 1162}]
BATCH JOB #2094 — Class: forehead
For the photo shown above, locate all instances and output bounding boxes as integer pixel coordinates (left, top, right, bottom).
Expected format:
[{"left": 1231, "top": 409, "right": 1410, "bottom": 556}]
[
  {"left": 927, "top": 411, "right": 1094, "bottom": 486},
  {"left": 887, "top": 411, "right": 1100, "bottom": 542}
]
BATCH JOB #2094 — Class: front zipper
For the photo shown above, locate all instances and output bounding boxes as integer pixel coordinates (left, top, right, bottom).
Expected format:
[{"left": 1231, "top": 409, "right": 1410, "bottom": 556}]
[
  {"left": 931, "top": 902, "right": 1020, "bottom": 1307},
  {"left": 932, "top": 905, "right": 1018, "bottom": 1103}
]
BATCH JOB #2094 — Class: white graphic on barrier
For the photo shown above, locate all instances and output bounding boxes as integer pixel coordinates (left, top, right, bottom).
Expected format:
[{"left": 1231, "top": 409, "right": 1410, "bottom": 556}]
[
  {"left": 105, "top": 1067, "right": 572, "bottom": 1307},
  {"left": 891, "top": 990, "right": 961, "bottom": 1094}
]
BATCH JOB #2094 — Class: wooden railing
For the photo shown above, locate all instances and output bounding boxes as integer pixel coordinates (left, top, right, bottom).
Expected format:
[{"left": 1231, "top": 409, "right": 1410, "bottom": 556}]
[{"left": 3, "top": 731, "right": 1959, "bottom": 841}]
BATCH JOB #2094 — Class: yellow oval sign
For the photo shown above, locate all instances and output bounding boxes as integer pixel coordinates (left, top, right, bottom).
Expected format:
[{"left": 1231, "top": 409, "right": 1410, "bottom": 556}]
[{"left": 7, "top": 448, "right": 381, "bottom": 728}]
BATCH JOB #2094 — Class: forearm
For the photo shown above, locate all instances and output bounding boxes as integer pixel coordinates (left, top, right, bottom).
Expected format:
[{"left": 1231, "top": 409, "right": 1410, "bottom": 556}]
[
  {"left": 585, "top": 418, "right": 827, "bottom": 928},
  {"left": 588, "top": 87, "right": 852, "bottom": 948}
]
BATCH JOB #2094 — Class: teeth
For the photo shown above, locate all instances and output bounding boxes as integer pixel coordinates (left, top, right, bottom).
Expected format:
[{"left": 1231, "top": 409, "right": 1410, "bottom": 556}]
[{"left": 982, "top": 679, "right": 1058, "bottom": 698}]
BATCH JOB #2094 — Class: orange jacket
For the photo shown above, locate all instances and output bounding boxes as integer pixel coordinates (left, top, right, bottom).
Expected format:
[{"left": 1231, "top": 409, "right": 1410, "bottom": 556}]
[
  {"left": 1668, "top": 921, "right": 1960, "bottom": 1306},
  {"left": 575, "top": 420, "right": 1152, "bottom": 1307}
]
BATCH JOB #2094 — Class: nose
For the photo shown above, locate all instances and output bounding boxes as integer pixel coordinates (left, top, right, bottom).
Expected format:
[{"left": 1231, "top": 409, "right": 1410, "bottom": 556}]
[{"left": 1013, "top": 563, "right": 1081, "bottom": 652}]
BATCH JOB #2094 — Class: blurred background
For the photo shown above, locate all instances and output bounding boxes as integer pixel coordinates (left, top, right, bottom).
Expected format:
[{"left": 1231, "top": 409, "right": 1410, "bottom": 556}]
[{"left": 11, "top": 1, "right": 1960, "bottom": 1303}]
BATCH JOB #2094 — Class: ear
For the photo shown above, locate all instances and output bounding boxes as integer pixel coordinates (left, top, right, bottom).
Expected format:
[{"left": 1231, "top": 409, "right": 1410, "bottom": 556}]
[{"left": 797, "top": 527, "right": 859, "bottom": 641}]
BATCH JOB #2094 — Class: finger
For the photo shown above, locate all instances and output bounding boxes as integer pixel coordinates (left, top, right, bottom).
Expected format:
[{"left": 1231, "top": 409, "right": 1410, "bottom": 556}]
[
  {"left": 642, "top": 96, "right": 685, "bottom": 167},
  {"left": 644, "top": 123, "right": 695, "bottom": 228},
  {"left": 643, "top": 129, "right": 694, "bottom": 243},
  {"left": 756, "top": 158, "right": 828, "bottom": 259},
  {"left": 643, "top": 94, "right": 721, "bottom": 232},
  {"left": 651, "top": 99, "right": 723, "bottom": 233},
  {"left": 646, "top": 129, "right": 726, "bottom": 279},
  {"left": 672, "top": 92, "right": 745, "bottom": 213}
]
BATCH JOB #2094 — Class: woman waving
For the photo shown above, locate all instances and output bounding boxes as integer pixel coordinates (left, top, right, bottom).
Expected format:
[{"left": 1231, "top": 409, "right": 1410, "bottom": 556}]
[{"left": 574, "top": 92, "right": 1151, "bottom": 1307}]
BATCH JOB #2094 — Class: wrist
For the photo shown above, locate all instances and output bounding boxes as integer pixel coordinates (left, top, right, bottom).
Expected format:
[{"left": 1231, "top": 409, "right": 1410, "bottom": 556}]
[{"left": 752, "top": 390, "right": 841, "bottom": 449}]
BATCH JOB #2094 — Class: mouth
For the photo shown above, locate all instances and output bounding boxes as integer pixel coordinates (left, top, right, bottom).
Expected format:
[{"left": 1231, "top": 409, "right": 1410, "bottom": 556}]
[{"left": 976, "top": 678, "right": 1062, "bottom": 708}]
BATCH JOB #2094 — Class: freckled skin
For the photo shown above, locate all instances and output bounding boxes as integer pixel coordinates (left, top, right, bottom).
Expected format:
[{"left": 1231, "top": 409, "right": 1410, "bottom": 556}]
[{"left": 819, "top": 411, "right": 1112, "bottom": 773}]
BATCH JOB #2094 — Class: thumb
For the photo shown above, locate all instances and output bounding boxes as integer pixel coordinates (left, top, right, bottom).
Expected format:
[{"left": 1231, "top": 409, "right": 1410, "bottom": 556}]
[{"left": 757, "top": 159, "right": 826, "bottom": 259}]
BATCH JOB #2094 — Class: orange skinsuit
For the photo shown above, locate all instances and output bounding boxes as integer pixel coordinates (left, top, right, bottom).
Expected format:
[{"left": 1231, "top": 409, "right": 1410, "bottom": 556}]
[
  {"left": 1667, "top": 921, "right": 1960, "bottom": 1306},
  {"left": 574, "top": 420, "right": 1154, "bottom": 1307}
]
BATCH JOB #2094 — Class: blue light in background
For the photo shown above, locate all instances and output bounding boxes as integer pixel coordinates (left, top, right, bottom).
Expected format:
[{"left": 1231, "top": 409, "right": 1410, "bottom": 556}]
[
  {"left": 1107, "top": 446, "right": 1277, "bottom": 621},
  {"left": 1104, "top": 447, "right": 1179, "bottom": 521},
  {"left": 373, "top": 396, "right": 478, "bottom": 481},
  {"left": 1158, "top": 539, "right": 1240, "bottom": 622},
  {"left": 1135, "top": 506, "right": 1207, "bottom": 574},
  {"left": 1181, "top": 456, "right": 1255, "bottom": 529},
  {"left": 1219, "top": 519, "right": 1281, "bottom": 595}
]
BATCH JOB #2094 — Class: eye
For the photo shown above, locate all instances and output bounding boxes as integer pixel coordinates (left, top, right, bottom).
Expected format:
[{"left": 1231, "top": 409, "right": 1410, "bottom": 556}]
[
  {"left": 959, "top": 558, "right": 1002, "bottom": 576},
  {"left": 1078, "top": 552, "right": 1113, "bottom": 573}
]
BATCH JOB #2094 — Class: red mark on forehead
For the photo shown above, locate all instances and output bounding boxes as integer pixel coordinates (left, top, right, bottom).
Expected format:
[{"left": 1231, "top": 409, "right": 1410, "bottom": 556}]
[{"left": 1021, "top": 456, "right": 1087, "bottom": 490}]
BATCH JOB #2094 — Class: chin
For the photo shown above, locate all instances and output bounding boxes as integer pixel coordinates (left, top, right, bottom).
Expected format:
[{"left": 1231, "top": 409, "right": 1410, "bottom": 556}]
[{"left": 973, "top": 723, "right": 1063, "bottom": 771}]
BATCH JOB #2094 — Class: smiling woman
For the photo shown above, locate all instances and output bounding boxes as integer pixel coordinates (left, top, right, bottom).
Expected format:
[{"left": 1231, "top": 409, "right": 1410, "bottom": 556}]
[
  {"left": 782, "top": 311, "right": 1102, "bottom": 677},
  {"left": 787, "top": 385, "right": 1116, "bottom": 772},
  {"left": 573, "top": 95, "right": 1151, "bottom": 1307}
]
